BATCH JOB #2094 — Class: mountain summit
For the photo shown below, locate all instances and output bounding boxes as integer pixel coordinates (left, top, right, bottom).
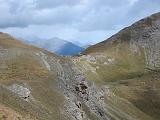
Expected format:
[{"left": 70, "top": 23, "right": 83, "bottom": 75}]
[
  {"left": 0, "top": 12, "right": 160, "bottom": 120},
  {"left": 26, "top": 37, "right": 84, "bottom": 56}
]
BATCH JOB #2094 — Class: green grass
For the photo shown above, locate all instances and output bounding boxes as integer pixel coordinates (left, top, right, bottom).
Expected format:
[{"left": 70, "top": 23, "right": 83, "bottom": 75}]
[
  {"left": 79, "top": 42, "right": 146, "bottom": 84},
  {"left": 111, "top": 72, "right": 160, "bottom": 120}
]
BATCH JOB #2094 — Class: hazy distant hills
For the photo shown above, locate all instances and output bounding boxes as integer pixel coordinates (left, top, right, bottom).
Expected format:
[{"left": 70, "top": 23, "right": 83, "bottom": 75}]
[{"left": 24, "top": 37, "right": 85, "bottom": 56}]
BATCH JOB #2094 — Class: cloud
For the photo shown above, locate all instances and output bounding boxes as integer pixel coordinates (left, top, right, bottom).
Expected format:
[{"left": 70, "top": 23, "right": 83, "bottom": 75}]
[
  {"left": 0, "top": 0, "right": 85, "bottom": 28},
  {"left": 0, "top": 0, "right": 160, "bottom": 44},
  {"left": 88, "top": 0, "right": 131, "bottom": 8},
  {"left": 0, "top": 0, "right": 35, "bottom": 28},
  {"left": 35, "top": 0, "right": 80, "bottom": 9},
  {"left": 32, "top": 6, "right": 83, "bottom": 25},
  {"left": 74, "top": 0, "right": 133, "bottom": 31},
  {"left": 128, "top": 0, "right": 160, "bottom": 19},
  {"left": 0, "top": 0, "right": 159, "bottom": 30}
]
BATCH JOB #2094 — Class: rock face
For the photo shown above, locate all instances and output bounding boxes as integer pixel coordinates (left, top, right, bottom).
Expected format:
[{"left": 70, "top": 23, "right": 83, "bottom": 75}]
[{"left": 0, "top": 12, "right": 160, "bottom": 120}]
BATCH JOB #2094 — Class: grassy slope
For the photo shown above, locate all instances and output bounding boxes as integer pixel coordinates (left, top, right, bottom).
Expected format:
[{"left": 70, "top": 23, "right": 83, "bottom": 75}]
[
  {"left": 76, "top": 43, "right": 156, "bottom": 120},
  {"left": 112, "top": 72, "right": 160, "bottom": 120},
  {"left": 0, "top": 33, "right": 67, "bottom": 120},
  {"left": 78, "top": 13, "right": 160, "bottom": 120},
  {"left": 78, "top": 42, "right": 146, "bottom": 84}
]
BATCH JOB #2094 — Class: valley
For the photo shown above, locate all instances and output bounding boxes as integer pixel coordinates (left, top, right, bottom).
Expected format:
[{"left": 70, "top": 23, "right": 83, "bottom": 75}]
[{"left": 0, "top": 12, "right": 160, "bottom": 120}]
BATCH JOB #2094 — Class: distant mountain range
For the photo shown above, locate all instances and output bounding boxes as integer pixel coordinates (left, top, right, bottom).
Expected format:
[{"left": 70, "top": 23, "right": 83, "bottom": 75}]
[{"left": 23, "top": 37, "right": 85, "bottom": 56}]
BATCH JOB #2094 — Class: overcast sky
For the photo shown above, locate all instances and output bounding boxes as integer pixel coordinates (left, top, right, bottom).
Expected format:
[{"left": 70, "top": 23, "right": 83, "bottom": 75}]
[{"left": 0, "top": 0, "right": 160, "bottom": 45}]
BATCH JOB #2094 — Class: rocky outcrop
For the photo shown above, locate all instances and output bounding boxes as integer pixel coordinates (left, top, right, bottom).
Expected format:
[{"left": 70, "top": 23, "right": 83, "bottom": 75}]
[
  {"left": 54, "top": 59, "right": 109, "bottom": 120},
  {"left": 8, "top": 84, "right": 31, "bottom": 101}
]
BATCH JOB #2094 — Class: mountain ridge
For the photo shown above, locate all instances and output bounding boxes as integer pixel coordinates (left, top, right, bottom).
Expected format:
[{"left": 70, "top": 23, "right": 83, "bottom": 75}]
[
  {"left": 84, "top": 12, "right": 160, "bottom": 52},
  {"left": 24, "top": 37, "right": 84, "bottom": 56}
]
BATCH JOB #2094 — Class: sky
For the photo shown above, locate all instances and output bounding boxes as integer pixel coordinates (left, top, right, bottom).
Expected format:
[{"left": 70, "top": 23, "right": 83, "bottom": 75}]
[{"left": 0, "top": 0, "right": 160, "bottom": 45}]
